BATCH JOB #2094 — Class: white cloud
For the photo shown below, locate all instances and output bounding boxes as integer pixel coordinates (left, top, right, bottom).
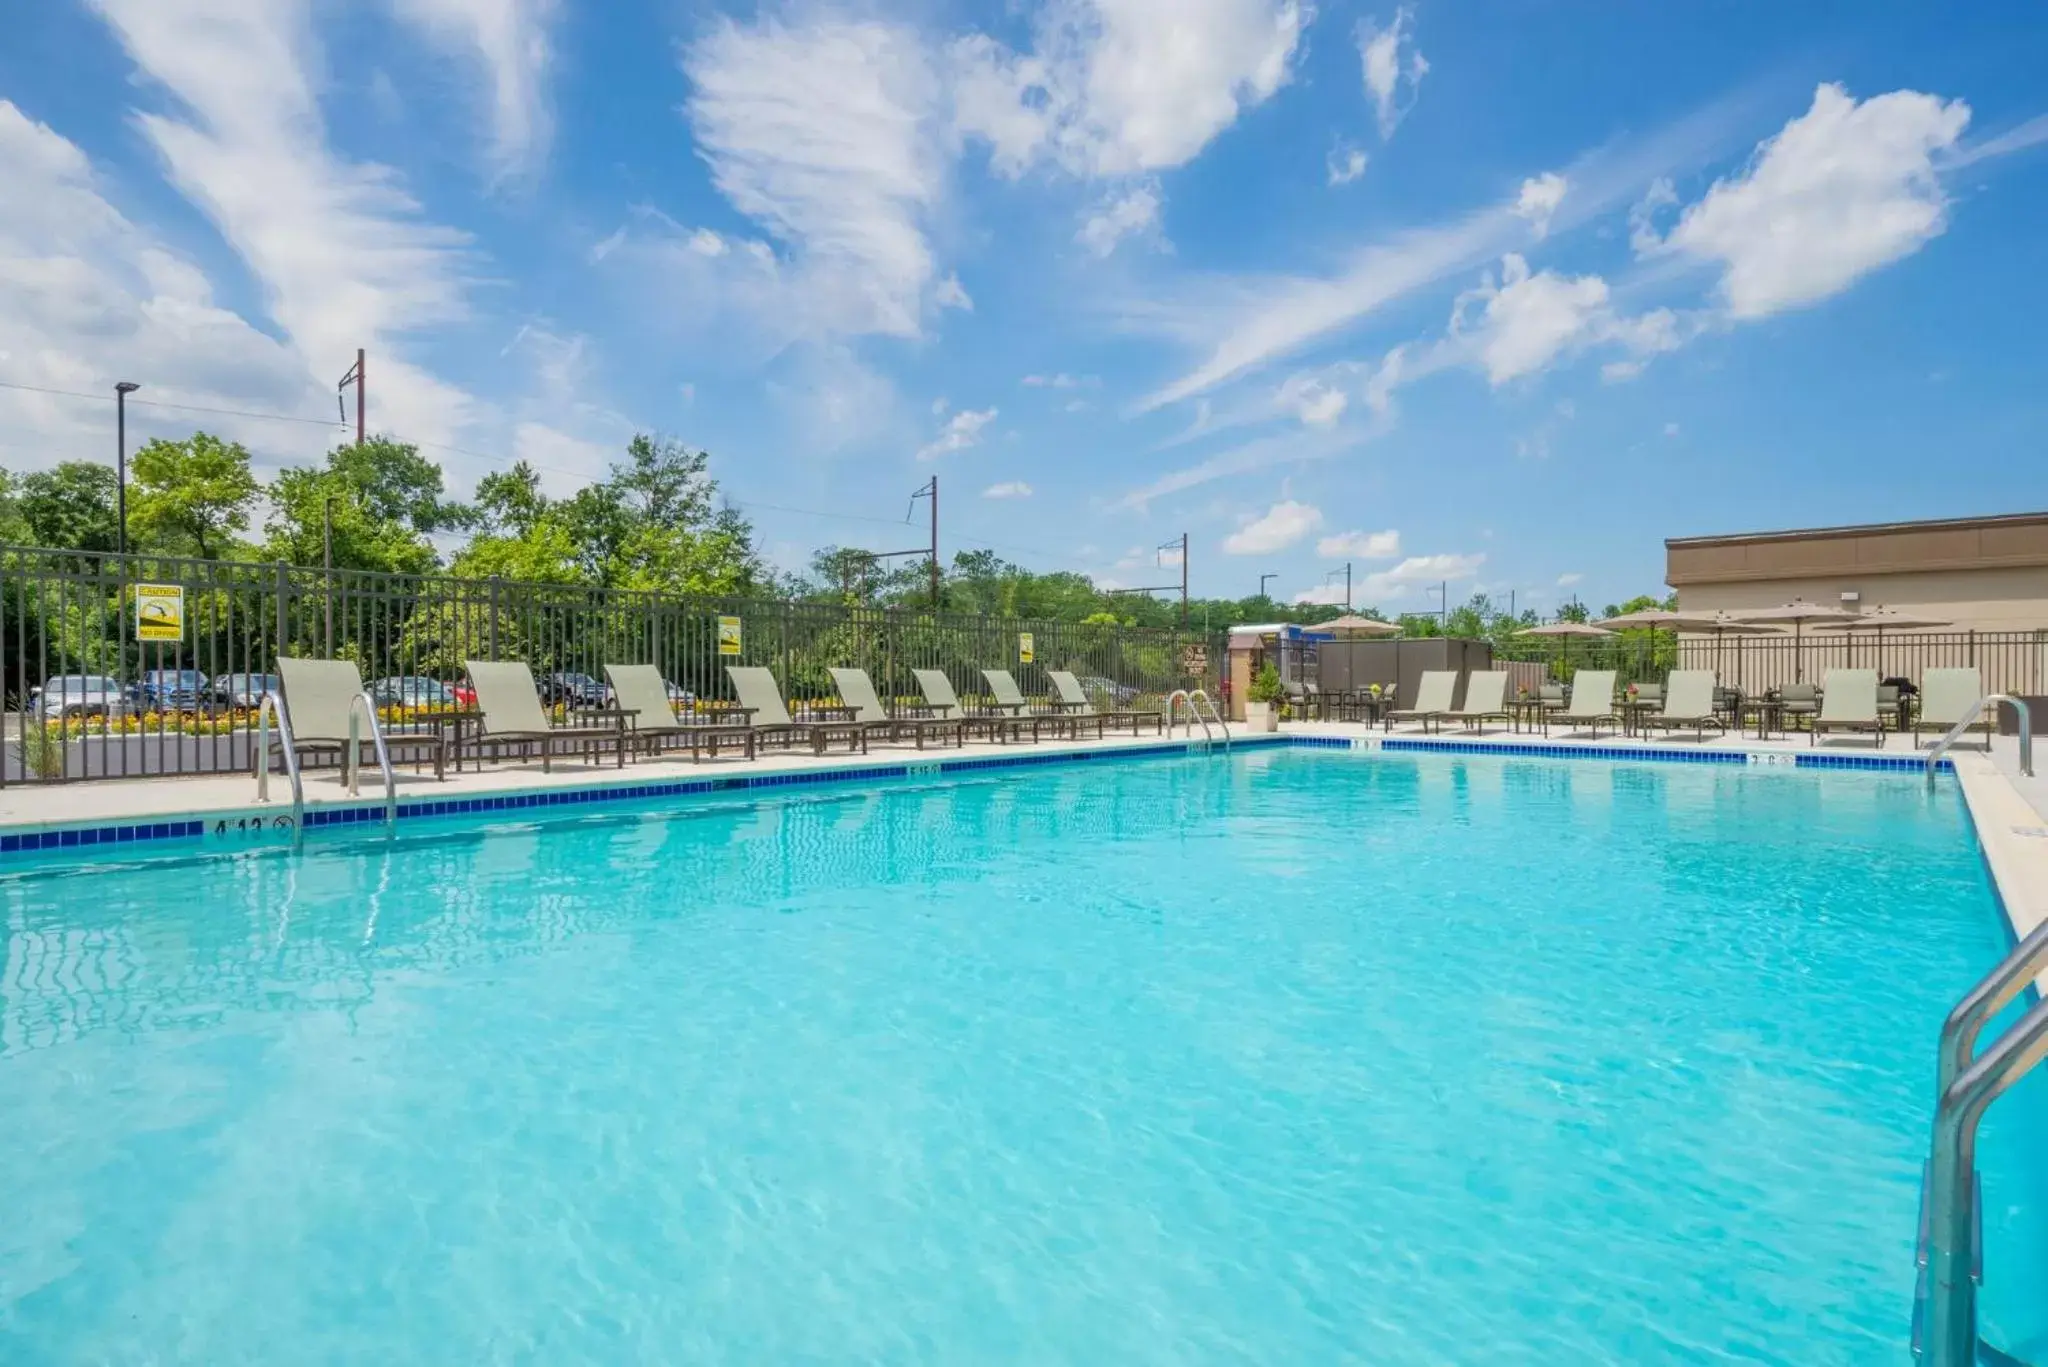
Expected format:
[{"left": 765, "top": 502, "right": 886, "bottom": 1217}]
[
  {"left": 688, "top": 228, "right": 730, "bottom": 256},
  {"left": 1629, "top": 177, "right": 1678, "bottom": 254},
  {"left": 1077, "top": 182, "right": 1163, "bottom": 257},
  {"left": 1651, "top": 83, "right": 1971, "bottom": 320},
  {"left": 1292, "top": 582, "right": 1350, "bottom": 607},
  {"left": 1451, "top": 254, "right": 1686, "bottom": 385},
  {"left": 1223, "top": 499, "right": 1323, "bottom": 555},
  {"left": 683, "top": 16, "right": 947, "bottom": 340},
  {"left": 1327, "top": 143, "right": 1368, "bottom": 186},
  {"left": 1064, "top": 398, "right": 1090, "bottom": 413},
  {"left": 951, "top": 0, "right": 1309, "bottom": 178},
  {"left": 916, "top": 406, "right": 997, "bottom": 460},
  {"left": 931, "top": 396, "right": 950, "bottom": 415},
  {"left": 1277, "top": 375, "right": 1348, "bottom": 426},
  {"left": 982, "top": 480, "right": 1033, "bottom": 499},
  {"left": 1512, "top": 172, "right": 1567, "bottom": 238},
  {"left": 0, "top": 100, "right": 329, "bottom": 471},
  {"left": 1023, "top": 372, "right": 1089, "bottom": 388},
  {"left": 1357, "top": 551, "right": 1484, "bottom": 603},
  {"left": 1317, "top": 529, "right": 1401, "bottom": 559},
  {"left": 1663, "top": 421, "right": 1681, "bottom": 437},
  {"left": 89, "top": 0, "right": 479, "bottom": 449},
  {"left": 1556, "top": 572, "right": 1583, "bottom": 587},
  {"left": 934, "top": 272, "right": 973, "bottom": 310},
  {"left": 1358, "top": 8, "right": 1428, "bottom": 140},
  {"left": 385, "top": 0, "right": 560, "bottom": 177}
]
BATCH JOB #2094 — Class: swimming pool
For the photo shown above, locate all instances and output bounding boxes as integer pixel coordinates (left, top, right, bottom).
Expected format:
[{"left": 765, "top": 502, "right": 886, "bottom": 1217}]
[{"left": 2, "top": 748, "right": 2042, "bottom": 1364}]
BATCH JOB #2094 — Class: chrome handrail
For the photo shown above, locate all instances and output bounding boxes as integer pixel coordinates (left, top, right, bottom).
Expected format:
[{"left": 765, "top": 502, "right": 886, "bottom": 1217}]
[
  {"left": 1922, "top": 991, "right": 2048, "bottom": 1366},
  {"left": 253, "top": 692, "right": 304, "bottom": 826},
  {"left": 1188, "top": 688, "right": 1231, "bottom": 747},
  {"left": 1165, "top": 688, "right": 1211, "bottom": 741},
  {"left": 344, "top": 691, "right": 398, "bottom": 829},
  {"left": 1926, "top": 693, "right": 2031, "bottom": 788}
]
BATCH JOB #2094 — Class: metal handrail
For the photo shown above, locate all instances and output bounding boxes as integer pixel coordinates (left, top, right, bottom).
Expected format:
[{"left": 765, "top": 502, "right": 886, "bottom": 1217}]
[
  {"left": 1926, "top": 694, "right": 2031, "bottom": 788},
  {"left": 1188, "top": 688, "right": 1232, "bottom": 746},
  {"left": 1165, "top": 689, "right": 1211, "bottom": 741},
  {"left": 344, "top": 691, "right": 398, "bottom": 829},
  {"left": 253, "top": 692, "right": 304, "bottom": 826},
  {"left": 1922, "top": 991, "right": 2048, "bottom": 1366}
]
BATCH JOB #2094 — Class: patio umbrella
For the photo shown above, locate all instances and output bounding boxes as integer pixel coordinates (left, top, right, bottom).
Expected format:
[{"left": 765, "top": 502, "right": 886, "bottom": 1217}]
[
  {"left": 1518, "top": 621, "right": 1614, "bottom": 675},
  {"left": 1312, "top": 614, "right": 1403, "bottom": 637},
  {"left": 1592, "top": 608, "right": 1717, "bottom": 680},
  {"left": 1809, "top": 609, "right": 1952, "bottom": 673},
  {"left": 1726, "top": 600, "right": 1863, "bottom": 682}
]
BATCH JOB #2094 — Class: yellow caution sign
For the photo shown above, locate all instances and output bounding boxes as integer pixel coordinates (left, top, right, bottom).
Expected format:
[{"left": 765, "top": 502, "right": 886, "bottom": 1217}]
[
  {"left": 716, "top": 616, "right": 743, "bottom": 656},
  {"left": 1018, "top": 632, "right": 1035, "bottom": 664},
  {"left": 135, "top": 584, "right": 185, "bottom": 642}
]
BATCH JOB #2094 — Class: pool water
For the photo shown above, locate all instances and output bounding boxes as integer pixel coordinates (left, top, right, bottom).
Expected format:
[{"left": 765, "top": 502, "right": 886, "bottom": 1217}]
[{"left": 2, "top": 749, "right": 2043, "bottom": 1364}]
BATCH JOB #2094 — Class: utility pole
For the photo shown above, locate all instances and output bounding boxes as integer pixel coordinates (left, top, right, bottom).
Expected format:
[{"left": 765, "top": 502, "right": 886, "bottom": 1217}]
[
  {"left": 1258, "top": 572, "right": 1276, "bottom": 601},
  {"left": 905, "top": 478, "right": 940, "bottom": 610},
  {"left": 1441, "top": 579, "right": 1448, "bottom": 630},
  {"left": 338, "top": 348, "right": 365, "bottom": 446},
  {"left": 1165, "top": 532, "right": 1187, "bottom": 625},
  {"left": 1346, "top": 562, "right": 1353, "bottom": 611},
  {"left": 114, "top": 381, "right": 140, "bottom": 558}
]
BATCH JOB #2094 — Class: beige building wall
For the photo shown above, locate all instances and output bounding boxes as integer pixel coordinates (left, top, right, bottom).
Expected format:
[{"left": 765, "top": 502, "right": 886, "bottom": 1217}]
[{"left": 1673, "top": 566, "right": 2048, "bottom": 631}]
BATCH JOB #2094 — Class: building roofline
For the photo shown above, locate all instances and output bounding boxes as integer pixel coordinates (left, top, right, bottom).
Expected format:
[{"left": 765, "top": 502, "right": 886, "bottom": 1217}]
[{"left": 1666, "top": 510, "right": 2048, "bottom": 549}]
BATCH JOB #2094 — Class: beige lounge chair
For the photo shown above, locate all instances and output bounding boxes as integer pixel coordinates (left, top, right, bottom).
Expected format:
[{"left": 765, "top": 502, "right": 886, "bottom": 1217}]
[
  {"left": 1383, "top": 670, "right": 1458, "bottom": 733},
  {"left": 278, "top": 656, "right": 447, "bottom": 781},
  {"left": 1641, "top": 669, "right": 1726, "bottom": 742},
  {"left": 983, "top": 669, "right": 1103, "bottom": 740},
  {"left": 1812, "top": 669, "right": 1883, "bottom": 747},
  {"left": 911, "top": 669, "right": 1022, "bottom": 742},
  {"left": 464, "top": 659, "right": 627, "bottom": 771},
  {"left": 1444, "top": 670, "right": 1511, "bottom": 734},
  {"left": 1548, "top": 669, "right": 1619, "bottom": 739},
  {"left": 828, "top": 667, "right": 964, "bottom": 749},
  {"left": 605, "top": 663, "right": 754, "bottom": 761},
  {"left": 1914, "top": 668, "right": 1987, "bottom": 748},
  {"left": 1048, "top": 670, "right": 1164, "bottom": 737},
  {"left": 726, "top": 666, "right": 881, "bottom": 755}
]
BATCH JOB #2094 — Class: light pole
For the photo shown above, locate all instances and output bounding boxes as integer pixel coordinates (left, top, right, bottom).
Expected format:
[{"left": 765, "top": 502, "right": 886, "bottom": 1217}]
[
  {"left": 1258, "top": 573, "right": 1276, "bottom": 601},
  {"left": 114, "top": 381, "right": 140, "bottom": 557}
]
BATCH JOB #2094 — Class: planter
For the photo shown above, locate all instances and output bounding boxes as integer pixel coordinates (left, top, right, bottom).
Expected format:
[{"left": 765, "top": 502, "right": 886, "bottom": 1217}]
[{"left": 1244, "top": 701, "right": 1279, "bottom": 733}]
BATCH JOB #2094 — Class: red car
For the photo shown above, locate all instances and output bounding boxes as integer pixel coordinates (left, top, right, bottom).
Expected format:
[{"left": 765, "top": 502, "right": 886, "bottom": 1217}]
[{"left": 447, "top": 680, "right": 477, "bottom": 708}]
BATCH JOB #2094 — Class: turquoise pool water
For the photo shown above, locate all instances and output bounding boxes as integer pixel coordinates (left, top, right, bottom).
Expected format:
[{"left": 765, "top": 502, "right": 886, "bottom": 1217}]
[{"left": 1, "top": 749, "right": 2043, "bottom": 1364}]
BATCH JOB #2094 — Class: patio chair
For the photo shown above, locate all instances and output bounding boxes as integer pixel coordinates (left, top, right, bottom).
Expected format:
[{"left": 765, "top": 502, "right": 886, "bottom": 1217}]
[
  {"left": 1444, "top": 671, "right": 1511, "bottom": 734},
  {"left": 1811, "top": 669, "right": 1884, "bottom": 748},
  {"left": 1048, "top": 670, "right": 1165, "bottom": 737},
  {"left": 726, "top": 666, "right": 881, "bottom": 756},
  {"left": 1775, "top": 682, "right": 1820, "bottom": 733},
  {"left": 1538, "top": 681, "right": 1567, "bottom": 719},
  {"left": 1382, "top": 670, "right": 1458, "bottom": 734},
  {"left": 984, "top": 669, "right": 1104, "bottom": 740},
  {"left": 1548, "top": 669, "right": 1620, "bottom": 739},
  {"left": 464, "top": 659, "right": 629, "bottom": 771},
  {"left": 1641, "top": 669, "right": 1726, "bottom": 742},
  {"left": 605, "top": 663, "right": 755, "bottom": 762},
  {"left": 910, "top": 669, "right": 1027, "bottom": 742},
  {"left": 827, "top": 667, "right": 965, "bottom": 749},
  {"left": 1914, "top": 668, "right": 1988, "bottom": 749},
  {"left": 277, "top": 656, "right": 447, "bottom": 782}
]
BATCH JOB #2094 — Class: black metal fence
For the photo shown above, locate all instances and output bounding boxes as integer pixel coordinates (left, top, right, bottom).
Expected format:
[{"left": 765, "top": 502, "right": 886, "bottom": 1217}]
[
  {"left": 0, "top": 546, "right": 1224, "bottom": 785},
  {"left": 1492, "top": 629, "right": 2048, "bottom": 696}
]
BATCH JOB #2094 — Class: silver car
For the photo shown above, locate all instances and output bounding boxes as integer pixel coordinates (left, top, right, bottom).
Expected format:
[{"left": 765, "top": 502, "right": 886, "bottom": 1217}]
[{"left": 27, "top": 674, "right": 132, "bottom": 720}]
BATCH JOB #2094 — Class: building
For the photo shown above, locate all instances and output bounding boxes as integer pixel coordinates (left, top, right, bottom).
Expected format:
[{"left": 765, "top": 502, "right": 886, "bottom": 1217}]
[{"left": 1667, "top": 511, "right": 2048, "bottom": 632}]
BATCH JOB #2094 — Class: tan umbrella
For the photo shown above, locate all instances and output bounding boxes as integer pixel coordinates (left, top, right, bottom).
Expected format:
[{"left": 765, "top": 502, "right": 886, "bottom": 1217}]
[
  {"left": 1727, "top": 600, "right": 1863, "bottom": 682},
  {"left": 1312, "top": 614, "right": 1403, "bottom": 637},
  {"left": 1809, "top": 609, "right": 1952, "bottom": 673},
  {"left": 1519, "top": 621, "right": 1613, "bottom": 674}
]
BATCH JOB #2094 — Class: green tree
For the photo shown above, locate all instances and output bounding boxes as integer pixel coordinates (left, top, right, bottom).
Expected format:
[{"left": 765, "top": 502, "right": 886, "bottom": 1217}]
[
  {"left": 265, "top": 438, "right": 465, "bottom": 574},
  {"left": 327, "top": 437, "right": 472, "bottom": 537},
  {"left": 19, "top": 462, "right": 120, "bottom": 553},
  {"left": 128, "top": 431, "right": 259, "bottom": 559}
]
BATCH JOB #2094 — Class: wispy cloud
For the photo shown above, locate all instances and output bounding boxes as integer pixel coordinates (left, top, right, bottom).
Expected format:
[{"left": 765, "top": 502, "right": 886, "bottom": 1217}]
[
  {"left": 385, "top": 0, "right": 561, "bottom": 178},
  {"left": 1357, "top": 8, "right": 1428, "bottom": 140},
  {"left": 917, "top": 406, "right": 998, "bottom": 460},
  {"left": 1222, "top": 498, "right": 1322, "bottom": 554},
  {"left": 982, "top": 480, "right": 1033, "bottom": 498},
  {"left": 1317, "top": 528, "right": 1401, "bottom": 558}
]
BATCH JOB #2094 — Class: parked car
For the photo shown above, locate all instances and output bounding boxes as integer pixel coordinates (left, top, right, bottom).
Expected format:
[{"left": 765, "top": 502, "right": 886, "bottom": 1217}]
[
  {"left": 1075, "top": 675, "right": 1140, "bottom": 704},
  {"left": 447, "top": 680, "right": 477, "bottom": 708},
  {"left": 26, "top": 674, "right": 132, "bottom": 720},
  {"left": 539, "top": 671, "right": 611, "bottom": 707},
  {"left": 210, "top": 672, "right": 281, "bottom": 709},
  {"left": 370, "top": 676, "right": 461, "bottom": 711},
  {"left": 137, "top": 668, "right": 209, "bottom": 711}
]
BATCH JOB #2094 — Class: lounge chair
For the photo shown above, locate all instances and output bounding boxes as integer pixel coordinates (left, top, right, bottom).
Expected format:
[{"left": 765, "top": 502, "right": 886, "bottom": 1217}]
[
  {"left": 983, "top": 669, "right": 1104, "bottom": 741},
  {"left": 910, "top": 669, "right": 1025, "bottom": 742},
  {"left": 1775, "top": 682, "right": 1819, "bottom": 734},
  {"left": 1812, "top": 668, "right": 1883, "bottom": 748},
  {"left": 1382, "top": 670, "right": 1458, "bottom": 734},
  {"left": 1047, "top": 670, "right": 1164, "bottom": 737},
  {"left": 1641, "top": 669, "right": 1726, "bottom": 742},
  {"left": 464, "top": 659, "right": 628, "bottom": 771},
  {"left": 1548, "top": 669, "right": 1620, "bottom": 739},
  {"left": 1444, "top": 670, "right": 1511, "bottom": 734},
  {"left": 605, "top": 663, "right": 755, "bottom": 762},
  {"left": 827, "top": 667, "right": 965, "bottom": 749},
  {"left": 726, "top": 666, "right": 881, "bottom": 756},
  {"left": 277, "top": 656, "right": 447, "bottom": 782},
  {"left": 1914, "top": 669, "right": 1987, "bottom": 749}
]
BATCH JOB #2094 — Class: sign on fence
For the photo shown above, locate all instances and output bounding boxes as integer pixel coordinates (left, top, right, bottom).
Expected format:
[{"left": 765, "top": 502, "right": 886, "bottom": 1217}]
[
  {"left": 1181, "top": 643, "right": 1208, "bottom": 676},
  {"left": 716, "top": 615, "right": 743, "bottom": 656},
  {"left": 135, "top": 584, "right": 185, "bottom": 642},
  {"left": 1019, "top": 632, "right": 1034, "bottom": 664}
]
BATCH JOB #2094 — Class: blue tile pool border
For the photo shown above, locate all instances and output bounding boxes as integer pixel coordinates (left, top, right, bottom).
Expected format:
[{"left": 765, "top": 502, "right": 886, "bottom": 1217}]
[{"left": 0, "top": 730, "right": 1956, "bottom": 862}]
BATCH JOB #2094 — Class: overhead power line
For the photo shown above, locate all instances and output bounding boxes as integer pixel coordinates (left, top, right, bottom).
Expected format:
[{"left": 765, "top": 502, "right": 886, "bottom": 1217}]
[{"left": 0, "top": 378, "right": 346, "bottom": 430}]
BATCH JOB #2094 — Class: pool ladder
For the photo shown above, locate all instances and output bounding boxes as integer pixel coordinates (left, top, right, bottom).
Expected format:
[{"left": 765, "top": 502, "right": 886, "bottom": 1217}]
[
  {"left": 255, "top": 691, "right": 398, "bottom": 831},
  {"left": 1925, "top": 694, "right": 2032, "bottom": 790},
  {"left": 1912, "top": 915, "right": 2048, "bottom": 1367},
  {"left": 1166, "top": 689, "right": 1231, "bottom": 749}
]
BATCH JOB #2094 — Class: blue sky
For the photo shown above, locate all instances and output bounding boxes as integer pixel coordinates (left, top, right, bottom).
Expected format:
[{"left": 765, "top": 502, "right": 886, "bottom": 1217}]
[{"left": 2, "top": 2, "right": 2045, "bottom": 615}]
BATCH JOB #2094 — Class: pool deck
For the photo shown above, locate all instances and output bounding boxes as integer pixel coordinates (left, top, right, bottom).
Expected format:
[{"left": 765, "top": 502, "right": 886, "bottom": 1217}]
[{"left": 5, "top": 718, "right": 2041, "bottom": 965}]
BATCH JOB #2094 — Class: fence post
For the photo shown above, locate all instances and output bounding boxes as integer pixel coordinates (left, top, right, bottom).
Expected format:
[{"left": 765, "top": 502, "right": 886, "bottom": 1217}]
[
  {"left": 273, "top": 562, "right": 289, "bottom": 661},
  {"left": 488, "top": 576, "right": 501, "bottom": 658}
]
